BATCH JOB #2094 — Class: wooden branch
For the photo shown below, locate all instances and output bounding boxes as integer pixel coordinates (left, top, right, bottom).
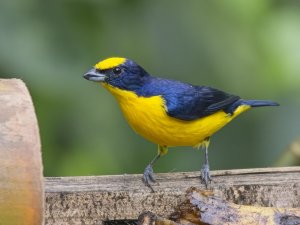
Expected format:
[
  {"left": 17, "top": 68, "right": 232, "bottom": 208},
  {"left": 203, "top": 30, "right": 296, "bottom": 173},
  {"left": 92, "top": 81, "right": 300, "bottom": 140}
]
[
  {"left": 139, "top": 188, "right": 300, "bottom": 225},
  {"left": 45, "top": 167, "right": 300, "bottom": 225},
  {"left": 0, "top": 79, "right": 43, "bottom": 225},
  {"left": 171, "top": 188, "right": 300, "bottom": 225}
]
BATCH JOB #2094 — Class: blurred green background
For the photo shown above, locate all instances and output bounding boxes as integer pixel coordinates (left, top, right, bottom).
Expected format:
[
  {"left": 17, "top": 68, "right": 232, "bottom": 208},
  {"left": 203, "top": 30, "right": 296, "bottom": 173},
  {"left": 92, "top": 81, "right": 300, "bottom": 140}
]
[{"left": 1, "top": 0, "right": 299, "bottom": 177}]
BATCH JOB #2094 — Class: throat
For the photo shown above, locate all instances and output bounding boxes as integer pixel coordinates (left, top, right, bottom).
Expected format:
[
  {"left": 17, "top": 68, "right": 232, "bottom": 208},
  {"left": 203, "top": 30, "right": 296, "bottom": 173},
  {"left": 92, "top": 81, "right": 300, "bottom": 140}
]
[
  {"left": 101, "top": 83, "right": 139, "bottom": 102},
  {"left": 101, "top": 83, "right": 167, "bottom": 141}
]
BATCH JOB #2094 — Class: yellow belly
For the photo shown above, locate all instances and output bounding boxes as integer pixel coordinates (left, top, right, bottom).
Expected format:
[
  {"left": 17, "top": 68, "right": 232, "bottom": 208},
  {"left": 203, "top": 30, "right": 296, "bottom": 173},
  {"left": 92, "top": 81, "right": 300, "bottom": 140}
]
[{"left": 102, "top": 84, "right": 250, "bottom": 147}]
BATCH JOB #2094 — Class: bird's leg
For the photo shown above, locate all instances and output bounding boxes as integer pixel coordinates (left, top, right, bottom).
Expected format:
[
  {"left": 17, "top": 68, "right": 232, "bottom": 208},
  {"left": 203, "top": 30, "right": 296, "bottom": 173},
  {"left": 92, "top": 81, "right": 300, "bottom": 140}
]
[
  {"left": 200, "top": 137, "right": 211, "bottom": 188},
  {"left": 143, "top": 145, "right": 168, "bottom": 192}
]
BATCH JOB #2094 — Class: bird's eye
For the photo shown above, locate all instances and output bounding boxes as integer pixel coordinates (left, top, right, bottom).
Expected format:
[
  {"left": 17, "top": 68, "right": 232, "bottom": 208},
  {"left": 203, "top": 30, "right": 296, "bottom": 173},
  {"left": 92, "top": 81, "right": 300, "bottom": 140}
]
[{"left": 113, "top": 67, "right": 122, "bottom": 75}]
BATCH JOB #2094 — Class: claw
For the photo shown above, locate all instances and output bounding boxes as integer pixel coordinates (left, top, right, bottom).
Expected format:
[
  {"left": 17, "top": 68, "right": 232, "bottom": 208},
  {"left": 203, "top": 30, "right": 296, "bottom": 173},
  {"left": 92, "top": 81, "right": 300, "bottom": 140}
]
[
  {"left": 200, "top": 163, "right": 211, "bottom": 188},
  {"left": 143, "top": 164, "right": 156, "bottom": 192}
]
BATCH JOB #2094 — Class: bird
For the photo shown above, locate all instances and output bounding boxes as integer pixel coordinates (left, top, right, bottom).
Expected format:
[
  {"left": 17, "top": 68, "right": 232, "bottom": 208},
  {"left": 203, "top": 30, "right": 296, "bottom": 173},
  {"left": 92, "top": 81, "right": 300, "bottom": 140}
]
[{"left": 83, "top": 57, "right": 279, "bottom": 191}]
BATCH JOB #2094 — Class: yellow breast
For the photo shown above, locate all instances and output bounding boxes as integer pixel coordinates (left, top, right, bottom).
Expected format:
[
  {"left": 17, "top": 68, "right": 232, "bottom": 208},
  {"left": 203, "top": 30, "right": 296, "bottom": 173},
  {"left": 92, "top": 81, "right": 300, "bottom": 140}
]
[{"left": 102, "top": 84, "right": 250, "bottom": 147}]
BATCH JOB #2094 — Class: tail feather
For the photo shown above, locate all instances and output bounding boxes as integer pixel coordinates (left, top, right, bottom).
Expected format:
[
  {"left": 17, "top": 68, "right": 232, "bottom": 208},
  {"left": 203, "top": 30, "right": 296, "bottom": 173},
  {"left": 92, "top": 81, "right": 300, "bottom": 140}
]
[
  {"left": 225, "top": 99, "right": 279, "bottom": 115},
  {"left": 240, "top": 100, "right": 279, "bottom": 107}
]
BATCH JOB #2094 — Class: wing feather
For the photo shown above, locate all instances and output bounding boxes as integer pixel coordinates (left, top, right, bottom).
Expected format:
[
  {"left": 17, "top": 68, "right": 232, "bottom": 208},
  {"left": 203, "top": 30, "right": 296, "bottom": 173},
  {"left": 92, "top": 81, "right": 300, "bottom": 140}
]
[{"left": 137, "top": 77, "right": 240, "bottom": 121}]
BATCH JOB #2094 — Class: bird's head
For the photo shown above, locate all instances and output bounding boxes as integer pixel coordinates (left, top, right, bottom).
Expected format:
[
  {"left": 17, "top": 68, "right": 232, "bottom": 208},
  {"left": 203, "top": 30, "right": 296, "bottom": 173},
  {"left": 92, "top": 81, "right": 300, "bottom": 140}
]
[{"left": 83, "top": 57, "right": 149, "bottom": 91}]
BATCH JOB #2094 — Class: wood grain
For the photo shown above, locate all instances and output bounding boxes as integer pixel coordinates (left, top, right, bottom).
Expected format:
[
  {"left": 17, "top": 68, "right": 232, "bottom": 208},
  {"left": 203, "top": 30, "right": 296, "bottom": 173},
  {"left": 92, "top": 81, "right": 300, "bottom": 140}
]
[
  {"left": 0, "top": 79, "right": 43, "bottom": 225},
  {"left": 45, "top": 167, "right": 300, "bottom": 225},
  {"left": 172, "top": 188, "right": 300, "bottom": 225}
]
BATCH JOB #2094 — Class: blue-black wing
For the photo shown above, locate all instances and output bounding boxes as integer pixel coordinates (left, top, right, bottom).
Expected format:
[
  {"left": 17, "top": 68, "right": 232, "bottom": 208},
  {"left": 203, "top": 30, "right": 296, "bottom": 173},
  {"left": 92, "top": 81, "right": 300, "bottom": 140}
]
[
  {"left": 165, "top": 85, "right": 240, "bottom": 120},
  {"left": 138, "top": 77, "right": 240, "bottom": 121}
]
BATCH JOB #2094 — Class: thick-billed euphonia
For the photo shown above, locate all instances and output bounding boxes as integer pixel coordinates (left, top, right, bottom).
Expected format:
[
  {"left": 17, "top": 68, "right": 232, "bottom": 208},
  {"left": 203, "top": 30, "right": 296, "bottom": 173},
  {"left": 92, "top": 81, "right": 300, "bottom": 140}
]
[{"left": 83, "top": 57, "right": 278, "bottom": 191}]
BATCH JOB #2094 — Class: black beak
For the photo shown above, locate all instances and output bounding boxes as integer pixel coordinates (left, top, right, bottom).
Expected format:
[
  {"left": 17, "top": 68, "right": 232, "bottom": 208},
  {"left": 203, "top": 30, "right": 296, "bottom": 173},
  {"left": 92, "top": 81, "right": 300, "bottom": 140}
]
[{"left": 83, "top": 68, "right": 106, "bottom": 82}]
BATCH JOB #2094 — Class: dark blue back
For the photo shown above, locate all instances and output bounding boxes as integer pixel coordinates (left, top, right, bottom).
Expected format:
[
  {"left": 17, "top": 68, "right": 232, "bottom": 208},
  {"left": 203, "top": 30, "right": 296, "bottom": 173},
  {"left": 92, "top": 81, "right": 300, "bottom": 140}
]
[{"left": 136, "top": 77, "right": 240, "bottom": 120}]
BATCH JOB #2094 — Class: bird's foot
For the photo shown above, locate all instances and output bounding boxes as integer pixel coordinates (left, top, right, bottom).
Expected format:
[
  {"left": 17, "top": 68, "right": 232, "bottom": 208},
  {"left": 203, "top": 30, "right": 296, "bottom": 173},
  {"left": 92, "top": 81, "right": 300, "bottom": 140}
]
[
  {"left": 143, "top": 164, "right": 156, "bottom": 192},
  {"left": 200, "top": 163, "right": 211, "bottom": 188}
]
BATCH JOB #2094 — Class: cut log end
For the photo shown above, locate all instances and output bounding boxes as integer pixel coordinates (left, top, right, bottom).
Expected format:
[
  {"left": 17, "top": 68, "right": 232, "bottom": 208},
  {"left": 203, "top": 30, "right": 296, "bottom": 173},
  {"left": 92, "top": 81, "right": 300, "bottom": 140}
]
[{"left": 0, "top": 79, "right": 43, "bottom": 225}]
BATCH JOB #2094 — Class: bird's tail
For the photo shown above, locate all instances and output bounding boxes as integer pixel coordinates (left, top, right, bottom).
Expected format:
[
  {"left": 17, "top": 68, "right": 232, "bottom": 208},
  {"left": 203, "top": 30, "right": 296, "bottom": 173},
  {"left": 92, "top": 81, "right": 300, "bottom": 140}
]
[{"left": 239, "top": 99, "right": 279, "bottom": 108}]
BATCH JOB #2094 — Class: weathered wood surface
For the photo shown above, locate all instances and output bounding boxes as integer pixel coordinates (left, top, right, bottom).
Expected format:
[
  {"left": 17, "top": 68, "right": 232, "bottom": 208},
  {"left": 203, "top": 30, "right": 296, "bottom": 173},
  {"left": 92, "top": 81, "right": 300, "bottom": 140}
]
[
  {"left": 172, "top": 188, "right": 300, "bottom": 225},
  {"left": 0, "top": 79, "right": 43, "bottom": 225},
  {"left": 45, "top": 167, "right": 300, "bottom": 225}
]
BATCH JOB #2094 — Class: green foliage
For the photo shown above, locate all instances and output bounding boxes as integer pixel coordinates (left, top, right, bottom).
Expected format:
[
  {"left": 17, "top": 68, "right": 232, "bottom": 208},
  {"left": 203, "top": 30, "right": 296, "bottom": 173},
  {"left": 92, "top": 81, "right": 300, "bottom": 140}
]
[{"left": 0, "top": 0, "right": 299, "bottom": 176}]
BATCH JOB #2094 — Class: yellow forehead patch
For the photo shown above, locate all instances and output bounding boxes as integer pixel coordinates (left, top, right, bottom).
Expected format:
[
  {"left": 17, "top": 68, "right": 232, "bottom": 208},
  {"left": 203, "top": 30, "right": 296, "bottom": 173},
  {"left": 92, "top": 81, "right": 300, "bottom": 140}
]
[{"left": 94, "top": 57, "right": 126, "bottom": 70}]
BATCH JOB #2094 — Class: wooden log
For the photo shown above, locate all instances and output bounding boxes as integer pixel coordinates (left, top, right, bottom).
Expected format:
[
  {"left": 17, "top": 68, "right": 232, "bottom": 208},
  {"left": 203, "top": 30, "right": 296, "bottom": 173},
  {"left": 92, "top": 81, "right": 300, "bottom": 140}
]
[
  {"left": 45, "top": 167, "right": 300, "bottom": 225},
  {"left": 0, "top": 79, "right": 43, "bottom": 225},
  {"left": 138, "top": 188, "right": 300, "bottom": 225},
  {"left": 171, "top": 188, "right": 300, "bottom": 225}
]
